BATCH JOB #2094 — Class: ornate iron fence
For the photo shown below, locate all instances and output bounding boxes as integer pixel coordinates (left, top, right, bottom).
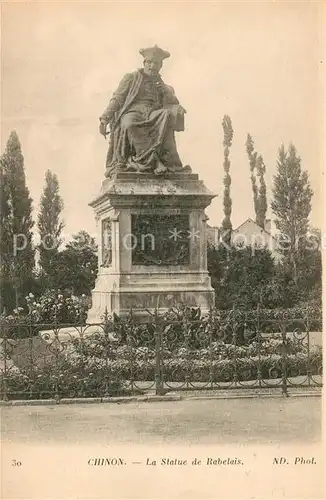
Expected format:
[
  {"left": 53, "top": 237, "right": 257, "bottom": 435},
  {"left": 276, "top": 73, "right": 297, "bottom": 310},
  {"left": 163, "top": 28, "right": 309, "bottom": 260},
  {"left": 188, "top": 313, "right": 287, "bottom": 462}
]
[{"left": 0, "top": 308, "right": 322, "bottom": 401}]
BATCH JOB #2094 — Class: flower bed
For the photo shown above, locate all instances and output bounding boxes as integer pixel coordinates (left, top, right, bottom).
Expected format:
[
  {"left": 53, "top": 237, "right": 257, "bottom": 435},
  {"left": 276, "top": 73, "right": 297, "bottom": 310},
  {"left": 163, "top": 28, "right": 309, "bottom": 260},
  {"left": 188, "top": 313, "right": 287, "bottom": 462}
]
[{"left": 1, "top": 335, "right": 322, "bottom": 399}]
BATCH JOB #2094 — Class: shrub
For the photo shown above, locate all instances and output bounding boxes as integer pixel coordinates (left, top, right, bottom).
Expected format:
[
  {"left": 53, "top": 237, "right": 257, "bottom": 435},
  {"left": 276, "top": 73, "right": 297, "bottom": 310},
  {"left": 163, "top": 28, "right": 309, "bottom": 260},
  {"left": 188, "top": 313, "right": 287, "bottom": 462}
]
[
  {"left": 0, "top": 291, "right": 90, "bottom": 339},
  {"left": 1, "top": 302, "right": 321, "bottom": 350},
  {"left": 1, "top": 353, "right": 129, "bottom": 400},
  {"left": 1, "top": 345, "right": 321, "bottom": 399},
  {"left": 25, "top": 290, "right": 90, "bottom": 324}
]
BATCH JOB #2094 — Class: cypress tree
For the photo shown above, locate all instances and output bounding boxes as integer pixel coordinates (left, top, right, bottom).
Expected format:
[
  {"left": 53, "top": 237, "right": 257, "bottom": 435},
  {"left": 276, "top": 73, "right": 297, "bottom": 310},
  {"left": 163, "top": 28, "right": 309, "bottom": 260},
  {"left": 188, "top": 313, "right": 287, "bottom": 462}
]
[
  {"left": 271, "top": 144, "right": 313, "bottom": 285},
  {"left": 256, "top": 154, "right": 267, "bottom": 229},
  {"left": 246, "top": 134, "right": 259, "bottom": 221},
  {"left": 38, "top": 170, "right": 64, "bottom": 287},
  {"left": 0, "top": 131, "right": 34, "bottom": 309},
  {"left": 221, "top": 115, "right": 234, "bottom": 245},
  {"left": 0, "top": 163, "right": 12, "bottom": 312},
  {"left": 246, "top": 134, "right": 267, "bottom": 228}
]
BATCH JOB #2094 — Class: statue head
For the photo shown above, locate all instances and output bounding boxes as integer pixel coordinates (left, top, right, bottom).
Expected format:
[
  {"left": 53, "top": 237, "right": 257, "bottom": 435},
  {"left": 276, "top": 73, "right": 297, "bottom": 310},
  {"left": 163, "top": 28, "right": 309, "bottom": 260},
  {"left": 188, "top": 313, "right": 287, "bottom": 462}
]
[{"left": 139, "top": 45, "right": 170, "bottom": 76}]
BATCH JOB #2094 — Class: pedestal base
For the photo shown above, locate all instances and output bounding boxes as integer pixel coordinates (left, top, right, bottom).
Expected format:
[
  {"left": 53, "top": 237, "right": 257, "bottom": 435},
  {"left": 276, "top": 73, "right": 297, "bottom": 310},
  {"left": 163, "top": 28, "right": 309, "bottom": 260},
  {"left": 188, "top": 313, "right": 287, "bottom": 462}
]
[
  {"left": 87, "top": 269, "right": 215, "bottom": 321},
  {"left": 87, "top": 172, "right": 216, "bottom": 322}
]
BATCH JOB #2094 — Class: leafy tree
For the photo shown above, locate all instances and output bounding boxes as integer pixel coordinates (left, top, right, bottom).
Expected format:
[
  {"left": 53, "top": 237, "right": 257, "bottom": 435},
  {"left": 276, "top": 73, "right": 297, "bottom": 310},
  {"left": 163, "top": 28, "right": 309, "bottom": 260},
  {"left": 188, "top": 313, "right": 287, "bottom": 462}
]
[
  {"left": 207, "top": 243, "right": 226, "bottom": 302},
  {"left": 221, "top": 115, "right": 233, "bottom": 244},
  {"left": 256, "top": 154, "right": 267, "bottom": 228},
  {"left": 53, "top": 231, "right": 98, "bottom": 295},
  {"left": 37, "top": 170, "right": 64, "bottom": 287},
  {"left": 246, "top": 134, "right": 259, "bottom": 220},
  {"left": 0, "top": 163, "right": 12, "bottom": 312},
  {"left": 296, "top": 227, "right": 322, "bottom": 301},
  {"left": 0, "top": 131, "right": 34, "bottom": 310},
  {"left": 246, "top": 134, "right": 267, "bottom": 228},
  {"left": 271, "top": 144, "right": 313, "bottom": 285},
  {"left": 208, "top": 245, "right": 276, "bottom": 309},
  {"left": 223, "top": 247, "right": 275, "bottom": 309},
  {"left": 259, "top": 272, "right": 300, "bottom": 309}
]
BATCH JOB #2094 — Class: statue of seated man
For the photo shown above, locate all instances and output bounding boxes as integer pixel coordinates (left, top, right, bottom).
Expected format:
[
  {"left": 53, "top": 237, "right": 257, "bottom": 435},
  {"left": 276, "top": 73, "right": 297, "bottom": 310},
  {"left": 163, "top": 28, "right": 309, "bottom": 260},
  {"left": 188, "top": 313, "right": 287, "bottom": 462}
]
[{"left": 99, "top": 45, "right": 188, "bottom": 178}]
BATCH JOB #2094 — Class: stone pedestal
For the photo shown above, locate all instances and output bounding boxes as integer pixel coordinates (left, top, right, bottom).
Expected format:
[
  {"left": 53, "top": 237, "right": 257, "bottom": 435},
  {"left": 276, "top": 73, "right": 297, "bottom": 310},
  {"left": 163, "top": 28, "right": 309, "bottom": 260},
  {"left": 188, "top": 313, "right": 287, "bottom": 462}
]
[{"left": 87, "top": 172, "right": 216, "bottom": 321}]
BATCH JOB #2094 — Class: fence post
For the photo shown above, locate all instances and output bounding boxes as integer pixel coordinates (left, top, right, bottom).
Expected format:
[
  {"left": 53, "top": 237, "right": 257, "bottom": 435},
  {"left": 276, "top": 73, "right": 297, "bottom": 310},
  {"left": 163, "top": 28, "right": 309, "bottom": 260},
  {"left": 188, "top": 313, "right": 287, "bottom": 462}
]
[
  {"left": 208, "top": 308, "right": 214, "bottom": 389},
  {"left": 27, "top": 326, "right": 35, "bottom": 400},
  {"left": 154, "top": 310, "right": 163, "bottom": 395},
  {"left": 306, "top": 317, "right": 311, "bottom": 387},
  {"left": 129, "top": 308, "right": 135, "bottom": 395},
  {"left": 1, "top": 319, "right": 8, "bottom": 401},
  {"left": 231, "top": 307, "right": 238, "bottom": 388},
  {"left": 103, "top": 307, "right": 111, "bottom": 398},
  {"left": 281, "top": 321, "right": 289, "bottom": 397},
  {"left": 53, "top": 312, "right": 61, "bottom": 403},
  {"left": 256, "top": 303, "right": 262, "bottom": 388}
]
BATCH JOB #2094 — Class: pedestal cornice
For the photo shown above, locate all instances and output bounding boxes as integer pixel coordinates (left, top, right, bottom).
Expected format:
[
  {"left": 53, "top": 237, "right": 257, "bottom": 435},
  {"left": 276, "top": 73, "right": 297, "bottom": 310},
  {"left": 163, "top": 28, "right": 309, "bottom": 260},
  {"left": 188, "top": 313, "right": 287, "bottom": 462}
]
[{"left": 89, "top": 172, "right": 217, "bottom": 211}]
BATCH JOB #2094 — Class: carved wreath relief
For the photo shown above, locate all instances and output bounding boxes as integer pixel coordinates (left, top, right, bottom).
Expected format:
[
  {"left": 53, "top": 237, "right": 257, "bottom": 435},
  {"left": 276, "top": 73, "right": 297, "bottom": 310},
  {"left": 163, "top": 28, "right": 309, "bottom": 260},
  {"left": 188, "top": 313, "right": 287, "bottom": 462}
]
[{"left": 131, "top": 213, "right": 190, "bottom": 266}]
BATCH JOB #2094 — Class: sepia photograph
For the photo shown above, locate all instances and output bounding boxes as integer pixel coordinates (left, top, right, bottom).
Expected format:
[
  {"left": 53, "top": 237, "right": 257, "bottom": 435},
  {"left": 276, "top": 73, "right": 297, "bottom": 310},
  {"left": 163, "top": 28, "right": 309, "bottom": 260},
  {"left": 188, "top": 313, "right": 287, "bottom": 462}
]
[{"left": 0, "top": 1, "right": 324, "bottom": 498}]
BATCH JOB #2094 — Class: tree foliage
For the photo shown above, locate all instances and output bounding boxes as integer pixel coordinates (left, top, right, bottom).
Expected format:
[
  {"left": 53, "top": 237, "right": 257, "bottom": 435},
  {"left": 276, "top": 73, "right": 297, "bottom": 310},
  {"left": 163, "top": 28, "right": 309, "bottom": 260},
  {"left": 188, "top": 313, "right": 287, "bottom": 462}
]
[
  {"left": 208, "top": 244, "right": 279, "bottom": 309},
  {"left": 0, "top": 131, "right": 35, "bottom": 311},
  {"left": 221, "top": 115, "right": 234, "bottom": 242},
  {"left": 0, "top": 163, "right": 11, "bottom": 275},
  {"left": 37, "top": 170, "right": 64, "bottom": 286},
  {"left": 246, "top": 134, "right": 267, "bottom": 228},
  {"left": 246, "top": 134, "right": 259, "bottom": 219},
  {"left": 295, "top": 227, "right": 321, "bottom": 301},
  {"left": 51, "top": 231, "right": 98, "bottom": 295},
  {"left": 256, "top": 154, "right": 267, "bottom": 228},
  {"left": 271, "top": 144, "right": 313, "bottom": 284}
]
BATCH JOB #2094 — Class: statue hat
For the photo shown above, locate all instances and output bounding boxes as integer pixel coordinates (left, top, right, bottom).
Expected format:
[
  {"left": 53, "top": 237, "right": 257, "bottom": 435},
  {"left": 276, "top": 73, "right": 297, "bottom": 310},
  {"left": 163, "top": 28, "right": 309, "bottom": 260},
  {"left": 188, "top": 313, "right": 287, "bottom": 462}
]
[{"left": 139, "top": 45, "right": 170, "bottom": 61}]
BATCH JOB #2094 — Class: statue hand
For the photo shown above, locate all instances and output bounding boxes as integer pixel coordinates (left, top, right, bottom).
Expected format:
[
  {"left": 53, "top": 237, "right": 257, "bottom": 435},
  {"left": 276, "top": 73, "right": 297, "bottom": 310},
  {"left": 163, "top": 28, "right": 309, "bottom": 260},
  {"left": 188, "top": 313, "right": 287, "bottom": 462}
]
[{"left": 99, "top": 121, "right": 108, "bottom": 137}]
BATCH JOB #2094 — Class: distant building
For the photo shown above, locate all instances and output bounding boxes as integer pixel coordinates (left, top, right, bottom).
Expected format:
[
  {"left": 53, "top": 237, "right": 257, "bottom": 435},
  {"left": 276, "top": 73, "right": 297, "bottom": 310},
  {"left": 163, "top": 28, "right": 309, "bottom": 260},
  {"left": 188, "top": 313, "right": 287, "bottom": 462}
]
[{"left": 207, "top": 218, "right": 283, "bottom": 263}]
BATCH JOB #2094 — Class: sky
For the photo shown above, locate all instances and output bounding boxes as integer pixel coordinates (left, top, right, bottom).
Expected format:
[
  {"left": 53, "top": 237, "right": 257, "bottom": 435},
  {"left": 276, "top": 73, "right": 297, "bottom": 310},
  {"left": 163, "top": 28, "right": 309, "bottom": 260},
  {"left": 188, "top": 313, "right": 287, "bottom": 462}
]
[{"left": 1, "top": 1, "right": 325, "bottom": 243}]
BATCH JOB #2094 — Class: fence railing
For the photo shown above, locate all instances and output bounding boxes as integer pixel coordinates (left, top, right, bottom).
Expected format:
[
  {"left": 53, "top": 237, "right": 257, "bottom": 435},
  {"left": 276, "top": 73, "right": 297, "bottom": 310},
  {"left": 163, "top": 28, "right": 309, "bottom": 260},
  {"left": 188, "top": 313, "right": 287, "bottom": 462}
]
[{"left": 0, "top": 308, "right": 322, "bottom": 401}]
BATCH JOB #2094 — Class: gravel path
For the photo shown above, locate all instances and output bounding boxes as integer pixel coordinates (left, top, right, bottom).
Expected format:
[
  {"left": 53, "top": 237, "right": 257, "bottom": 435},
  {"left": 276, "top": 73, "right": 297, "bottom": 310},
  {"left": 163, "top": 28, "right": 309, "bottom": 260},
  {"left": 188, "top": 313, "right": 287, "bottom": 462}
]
[{"left": 2, "top": 395, "right": 321, "bottom": 445}]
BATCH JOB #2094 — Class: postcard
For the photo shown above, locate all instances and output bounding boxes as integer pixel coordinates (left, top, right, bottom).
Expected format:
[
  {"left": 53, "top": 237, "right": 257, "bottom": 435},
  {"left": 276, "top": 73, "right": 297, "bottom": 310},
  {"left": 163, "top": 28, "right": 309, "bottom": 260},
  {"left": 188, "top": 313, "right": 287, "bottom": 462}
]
[{"left": 1, "top": 1, "right": 324, "bottom": 499}]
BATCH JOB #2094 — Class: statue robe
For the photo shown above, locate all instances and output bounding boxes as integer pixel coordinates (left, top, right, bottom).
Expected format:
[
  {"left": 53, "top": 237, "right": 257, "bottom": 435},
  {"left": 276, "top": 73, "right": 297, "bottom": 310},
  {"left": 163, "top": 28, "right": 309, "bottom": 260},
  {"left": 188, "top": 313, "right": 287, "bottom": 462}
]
[{"left": 100, "top": 69, "right": 185, "bottom": 178}]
